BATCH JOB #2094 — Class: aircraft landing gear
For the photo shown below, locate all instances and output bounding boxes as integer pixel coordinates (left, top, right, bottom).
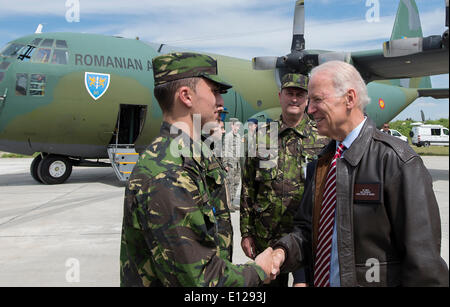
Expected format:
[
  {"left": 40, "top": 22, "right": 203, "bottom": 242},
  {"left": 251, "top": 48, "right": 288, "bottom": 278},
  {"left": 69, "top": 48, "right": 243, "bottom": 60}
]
[
  {"left": 31, "top": 154, "right": 73, "bottom": 184},
  {"left": 30, "top": 154, "right": 43, "bottom": 183}
]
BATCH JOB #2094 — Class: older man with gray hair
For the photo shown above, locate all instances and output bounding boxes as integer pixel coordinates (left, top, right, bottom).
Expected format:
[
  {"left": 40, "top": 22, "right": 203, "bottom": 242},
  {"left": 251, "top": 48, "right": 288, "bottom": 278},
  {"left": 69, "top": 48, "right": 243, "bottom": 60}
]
[{"left": 270, "top": 61, "right": 449, "bottom": 287}]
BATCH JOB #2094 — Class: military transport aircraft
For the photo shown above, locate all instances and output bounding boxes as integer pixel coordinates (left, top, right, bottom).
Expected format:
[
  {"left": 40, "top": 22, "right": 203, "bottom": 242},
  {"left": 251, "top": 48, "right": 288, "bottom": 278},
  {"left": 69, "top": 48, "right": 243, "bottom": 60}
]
[{"left": 0, "top": 0, "right": 448, "bottom": 184}]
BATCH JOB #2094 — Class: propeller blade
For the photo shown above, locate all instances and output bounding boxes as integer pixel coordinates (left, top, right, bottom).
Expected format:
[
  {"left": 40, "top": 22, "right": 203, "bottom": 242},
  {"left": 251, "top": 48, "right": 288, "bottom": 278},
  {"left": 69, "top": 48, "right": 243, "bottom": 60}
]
[
  {"left": 252, "top": 56, "right": 279, "bottom": 70},
  {"left": 291, "top": 0, "right": 305, "bottom": 52},
  {"left": 446, "top": 0, "right": 449, "bottom": 27},
  {"left": 445, "top": 0, "right": 449, "bottom": 48},
  {"left": 421, "top": 110, "right": 425, "bottom": 122}
]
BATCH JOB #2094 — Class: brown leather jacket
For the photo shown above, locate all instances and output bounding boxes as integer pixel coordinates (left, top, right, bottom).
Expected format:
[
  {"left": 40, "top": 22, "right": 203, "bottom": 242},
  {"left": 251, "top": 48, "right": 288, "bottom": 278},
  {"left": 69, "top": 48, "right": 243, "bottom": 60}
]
[{"left": 275, "top": 118, "right": 449, "bottom": 286}]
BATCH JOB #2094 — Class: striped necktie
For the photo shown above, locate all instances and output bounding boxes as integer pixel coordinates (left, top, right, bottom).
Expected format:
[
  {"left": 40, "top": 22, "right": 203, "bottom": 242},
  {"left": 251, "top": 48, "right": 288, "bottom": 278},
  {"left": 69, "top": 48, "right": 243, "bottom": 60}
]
[{"left": 314, "top": 143, "right": 346, "bottom": 287}]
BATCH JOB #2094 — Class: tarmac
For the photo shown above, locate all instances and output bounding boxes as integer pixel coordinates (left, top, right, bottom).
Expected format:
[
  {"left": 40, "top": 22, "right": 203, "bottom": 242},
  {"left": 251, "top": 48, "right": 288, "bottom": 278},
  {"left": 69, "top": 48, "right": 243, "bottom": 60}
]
[{"left": 0, "top": 156, "right": 448, "bottom": 287}]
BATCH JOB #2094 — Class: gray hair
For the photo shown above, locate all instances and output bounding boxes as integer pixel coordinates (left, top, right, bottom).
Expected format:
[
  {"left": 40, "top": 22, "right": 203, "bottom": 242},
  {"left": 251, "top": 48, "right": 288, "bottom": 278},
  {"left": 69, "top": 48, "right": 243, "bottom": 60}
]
[{"left": 310, "top": 61, "right": 371, "bottom": 111}]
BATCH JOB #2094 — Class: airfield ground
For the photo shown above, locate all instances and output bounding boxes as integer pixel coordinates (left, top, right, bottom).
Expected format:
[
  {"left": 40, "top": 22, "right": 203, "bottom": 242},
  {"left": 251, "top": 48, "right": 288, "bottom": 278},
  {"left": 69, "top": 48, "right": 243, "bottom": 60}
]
[{"left": 0, "top": 156, "right": 448, "bottom": 286}]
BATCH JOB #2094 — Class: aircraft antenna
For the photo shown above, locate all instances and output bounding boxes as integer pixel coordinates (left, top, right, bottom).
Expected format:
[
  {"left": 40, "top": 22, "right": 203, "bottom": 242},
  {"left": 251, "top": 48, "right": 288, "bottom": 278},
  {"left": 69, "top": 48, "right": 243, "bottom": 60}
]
[{"left": 35, "top": 24, "right": 43, "bottom": 34}]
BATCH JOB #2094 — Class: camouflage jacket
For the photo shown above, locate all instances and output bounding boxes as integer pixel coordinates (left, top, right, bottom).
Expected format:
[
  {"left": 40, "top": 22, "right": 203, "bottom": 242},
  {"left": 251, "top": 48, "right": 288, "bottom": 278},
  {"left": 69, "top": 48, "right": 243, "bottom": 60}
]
[
  {"left": 120, "top": 122, "right": 266, "bottom": 287},
  {"left": 241, "top": 115, "right": 327, "bottom": 249}
]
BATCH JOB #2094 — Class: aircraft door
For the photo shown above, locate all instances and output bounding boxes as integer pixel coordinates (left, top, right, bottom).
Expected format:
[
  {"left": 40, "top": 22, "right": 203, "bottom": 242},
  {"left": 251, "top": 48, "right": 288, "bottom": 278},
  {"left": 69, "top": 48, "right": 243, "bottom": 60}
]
[{"left": 110, "top": 104, "right": 147, "bottom": 145}]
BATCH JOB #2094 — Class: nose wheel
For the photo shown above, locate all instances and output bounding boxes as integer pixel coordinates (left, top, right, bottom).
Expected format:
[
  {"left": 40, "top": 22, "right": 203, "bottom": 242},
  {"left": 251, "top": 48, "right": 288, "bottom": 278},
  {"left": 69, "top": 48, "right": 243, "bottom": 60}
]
[{"left": 31, "top": 154, "right": 73, "bottom": 184}]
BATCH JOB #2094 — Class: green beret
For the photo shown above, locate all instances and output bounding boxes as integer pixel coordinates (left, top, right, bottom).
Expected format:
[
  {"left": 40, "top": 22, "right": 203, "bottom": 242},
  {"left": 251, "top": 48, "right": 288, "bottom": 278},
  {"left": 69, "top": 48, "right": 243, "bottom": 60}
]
[
  {"left": 152, "top": 52, "right": 232, "bottom": 91},
  {"left": 281, "top": 73, "right": 308, "bottom": 91}
]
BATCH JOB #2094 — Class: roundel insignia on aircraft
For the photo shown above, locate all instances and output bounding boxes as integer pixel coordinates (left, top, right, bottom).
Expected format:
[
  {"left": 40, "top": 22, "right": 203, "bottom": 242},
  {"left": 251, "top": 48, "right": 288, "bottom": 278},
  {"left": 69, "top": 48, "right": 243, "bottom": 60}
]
[
  {"left": 85, "top": 72, "right": 110, "bottom": 101},
  {"left": 379, "top": 98, "right": 385, "bottom": 109}
]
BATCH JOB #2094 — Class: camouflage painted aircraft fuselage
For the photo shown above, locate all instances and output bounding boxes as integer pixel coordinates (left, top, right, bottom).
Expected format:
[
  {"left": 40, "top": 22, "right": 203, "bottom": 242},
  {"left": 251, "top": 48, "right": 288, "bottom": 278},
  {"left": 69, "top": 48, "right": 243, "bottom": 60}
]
[{"left": 0, "top": 32, "right": 426, "bottom": 159}]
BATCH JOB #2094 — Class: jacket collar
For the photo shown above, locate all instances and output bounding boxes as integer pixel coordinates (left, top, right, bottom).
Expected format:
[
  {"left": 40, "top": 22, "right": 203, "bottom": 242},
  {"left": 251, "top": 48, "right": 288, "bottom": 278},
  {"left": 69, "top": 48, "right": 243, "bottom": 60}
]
[
  {"left": 317, "top": 117, "right": 376, "bottom": 167},
  {"left": 343, "top": 117, "right": 375, "bottom": 167},
  {"left": 278, "top": 114, "right": 310, "bottom": 137},
  {"left": 160, "top": 121, "right": 218, "bottom": 171}
]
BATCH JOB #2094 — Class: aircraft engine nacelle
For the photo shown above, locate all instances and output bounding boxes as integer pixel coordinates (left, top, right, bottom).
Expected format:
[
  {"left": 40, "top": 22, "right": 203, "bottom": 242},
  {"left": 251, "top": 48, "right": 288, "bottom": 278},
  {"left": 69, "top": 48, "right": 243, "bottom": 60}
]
[
  {"left": 383, "top": 35, "right": 444, "bottom": 58},
  {"left": 442, "top": 29, "right": 449, "bottom": 50},
  {"left": 318, "top": 52, "right": 352, "bottom": 65}
]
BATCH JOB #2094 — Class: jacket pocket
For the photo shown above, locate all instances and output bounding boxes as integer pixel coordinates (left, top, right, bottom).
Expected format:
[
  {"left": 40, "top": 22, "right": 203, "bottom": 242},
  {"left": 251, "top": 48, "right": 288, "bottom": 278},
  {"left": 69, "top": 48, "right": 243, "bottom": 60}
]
[
  {"left": 255, "top": 153, "right": 278, "bottom": 181},
  {"left": 355, "top": 260, "right": 401, "bottom": 287}
]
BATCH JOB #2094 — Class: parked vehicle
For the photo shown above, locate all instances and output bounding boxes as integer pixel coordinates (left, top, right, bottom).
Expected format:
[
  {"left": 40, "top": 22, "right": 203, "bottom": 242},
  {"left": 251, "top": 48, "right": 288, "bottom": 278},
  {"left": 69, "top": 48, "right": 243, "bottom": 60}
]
[
  {"left": 410, "top": 123, "right": 449, "bottom": 147},
  {"left": 390, "top": 129, "right": 408, "bottom": 142},
  {"left": 380, "top": 128, "right": 408, "bottom": 142}
]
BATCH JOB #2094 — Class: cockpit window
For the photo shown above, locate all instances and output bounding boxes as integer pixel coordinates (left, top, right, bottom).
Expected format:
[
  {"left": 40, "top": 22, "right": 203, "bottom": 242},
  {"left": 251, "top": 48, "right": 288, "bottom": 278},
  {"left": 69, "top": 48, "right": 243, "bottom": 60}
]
[
  {"left": 0, "top": 62, "right": 11, "bottom": 70},
  {"left": 31, "top": 48, "right": 51, "bottom": 63},
  {"left": 30, "top": 74, "right": 46, "bottom": 96},
  {"left": 30, "top": 38, "right": 42, "bottom": 46},
  {"left": 56, "top": 40, "right": 68, "bottom": 48},
  {"left": 0, "top": 43, "right": 25, "bottom": 57},
  {"left": 41, "top": 39, "right": 54, "bottom": 48},
  {"left": 18, "top": 45, "right": 36, "bottom": 61},
  {"left": 51, "top": 49, "right": 68, "bottom": 65},
  {"left": 16, "top": 73, "right": 28, "bottom": 96},
  {"left": 16, "top": 39, "right": 69, "bottom": 65}
]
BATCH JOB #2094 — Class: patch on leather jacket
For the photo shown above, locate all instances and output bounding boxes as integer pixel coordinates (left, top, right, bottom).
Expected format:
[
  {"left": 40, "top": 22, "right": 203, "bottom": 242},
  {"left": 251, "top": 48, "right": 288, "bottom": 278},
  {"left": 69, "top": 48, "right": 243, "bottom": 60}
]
[{"left": 354, "top": 183, "right": 381, "bottom": 202}]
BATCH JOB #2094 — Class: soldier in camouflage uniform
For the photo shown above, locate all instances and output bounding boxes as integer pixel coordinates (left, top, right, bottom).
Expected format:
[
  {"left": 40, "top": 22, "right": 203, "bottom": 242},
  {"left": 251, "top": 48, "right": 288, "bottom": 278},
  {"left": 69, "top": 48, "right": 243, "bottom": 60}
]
[
  {"left": 240, "top": 73, "right": 328, "bottom": 287},
  {"left": 120, "top": 52, "right": 273, "bottom": 287},
  {"left": 223, "top": 118, "right": 243, "bottom": 211}
]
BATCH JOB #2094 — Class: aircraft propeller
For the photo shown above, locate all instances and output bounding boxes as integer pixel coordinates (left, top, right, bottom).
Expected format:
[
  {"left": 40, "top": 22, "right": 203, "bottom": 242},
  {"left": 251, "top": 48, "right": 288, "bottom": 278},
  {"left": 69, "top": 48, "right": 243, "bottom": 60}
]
[
  {"left": 252, "top": 0, "right": 350, "bottom": 75},
  {"left": 253, "top": 0, "right": 449, "bottom": 76}
]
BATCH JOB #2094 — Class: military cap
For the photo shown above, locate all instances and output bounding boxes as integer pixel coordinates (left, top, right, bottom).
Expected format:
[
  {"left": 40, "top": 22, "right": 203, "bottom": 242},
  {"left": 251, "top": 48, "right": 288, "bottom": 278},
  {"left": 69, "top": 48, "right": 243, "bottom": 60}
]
[
  {"left": 281, "top": 73, "right": 308, "bottom": 90},
  {"left": 247, "top": 118, "right": 258, "bottom": 125},
  {"left": 152, "top": 52, "right": 232, "bottom": 91}
]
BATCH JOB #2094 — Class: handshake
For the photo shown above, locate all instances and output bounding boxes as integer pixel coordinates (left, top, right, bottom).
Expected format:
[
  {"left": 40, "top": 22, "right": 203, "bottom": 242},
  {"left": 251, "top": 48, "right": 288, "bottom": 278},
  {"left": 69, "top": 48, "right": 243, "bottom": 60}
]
[
  {"left": 254, "top": 247, "right": 286, "bottom": 282},
  {"left": 242, "top": 236, "right": 286, "bottom": 282}
]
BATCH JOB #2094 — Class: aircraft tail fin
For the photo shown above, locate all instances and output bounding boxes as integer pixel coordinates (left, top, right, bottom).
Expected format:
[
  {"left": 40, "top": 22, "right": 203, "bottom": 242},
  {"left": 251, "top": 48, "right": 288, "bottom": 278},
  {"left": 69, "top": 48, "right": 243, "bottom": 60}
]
[
  {"left": 389, "top": 0, "right": 432, "bottom": 89},
  {"left": 391, "top": 0, "right": 423, "bottom": 40}
]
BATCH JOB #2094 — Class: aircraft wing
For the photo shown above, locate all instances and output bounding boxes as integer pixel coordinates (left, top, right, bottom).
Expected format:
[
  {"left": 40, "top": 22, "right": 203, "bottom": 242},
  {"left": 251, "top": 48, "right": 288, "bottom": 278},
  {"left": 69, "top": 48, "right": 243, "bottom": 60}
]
[{"left": 351, "top": 48, "right": 449, "bottom": 83}]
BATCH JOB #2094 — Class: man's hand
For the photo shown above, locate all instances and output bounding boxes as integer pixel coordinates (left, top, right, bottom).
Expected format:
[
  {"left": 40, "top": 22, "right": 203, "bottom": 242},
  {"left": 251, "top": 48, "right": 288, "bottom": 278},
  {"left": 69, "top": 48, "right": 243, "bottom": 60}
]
[
  {"left": 255, "top": 247, "right": 273, "bottom": 283},
  {"left": 271, "top": 248, "right": 286, "bottom": 280},
  {"left": 241, "top": 236, "right": 257, "bottom": 259}
]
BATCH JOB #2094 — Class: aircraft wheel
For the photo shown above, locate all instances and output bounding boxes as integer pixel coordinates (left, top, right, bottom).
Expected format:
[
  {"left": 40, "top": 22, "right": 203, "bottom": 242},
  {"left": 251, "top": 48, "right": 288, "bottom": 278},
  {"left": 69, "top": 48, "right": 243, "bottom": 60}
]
[
  {"left": 37, "top": 155, "right": 73, "bottom": 184},
  {"left": 30, "top": 154, "right": 43, "bottom": 183}
]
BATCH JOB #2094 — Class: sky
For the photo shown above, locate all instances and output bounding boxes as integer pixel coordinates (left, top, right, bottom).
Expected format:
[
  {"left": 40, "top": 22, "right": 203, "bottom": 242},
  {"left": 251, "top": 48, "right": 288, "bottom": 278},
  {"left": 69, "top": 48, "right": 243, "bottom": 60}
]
[{"left": 0, "top": 0, "right": 448, "bottom": 121}]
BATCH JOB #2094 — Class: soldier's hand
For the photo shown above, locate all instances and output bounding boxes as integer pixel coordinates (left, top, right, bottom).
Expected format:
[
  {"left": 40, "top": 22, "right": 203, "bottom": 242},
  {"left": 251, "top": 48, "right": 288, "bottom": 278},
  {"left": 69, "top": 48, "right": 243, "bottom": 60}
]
[
  {"left": 271, "top": 248, "right": 286, "bottom": 280},
  {"left": 255, "top": 247, "right": 273, "bottom": 284},
  {"left": 241, "top": 236, "right": 256, "bottom": 259}
]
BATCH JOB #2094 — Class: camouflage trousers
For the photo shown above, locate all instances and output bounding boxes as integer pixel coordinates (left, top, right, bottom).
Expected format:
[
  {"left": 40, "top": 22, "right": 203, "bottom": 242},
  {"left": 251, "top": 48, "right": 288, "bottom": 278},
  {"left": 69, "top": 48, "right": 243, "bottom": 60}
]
[{"left": 225, "top": 163, "right": 241, "bottom": 207}]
